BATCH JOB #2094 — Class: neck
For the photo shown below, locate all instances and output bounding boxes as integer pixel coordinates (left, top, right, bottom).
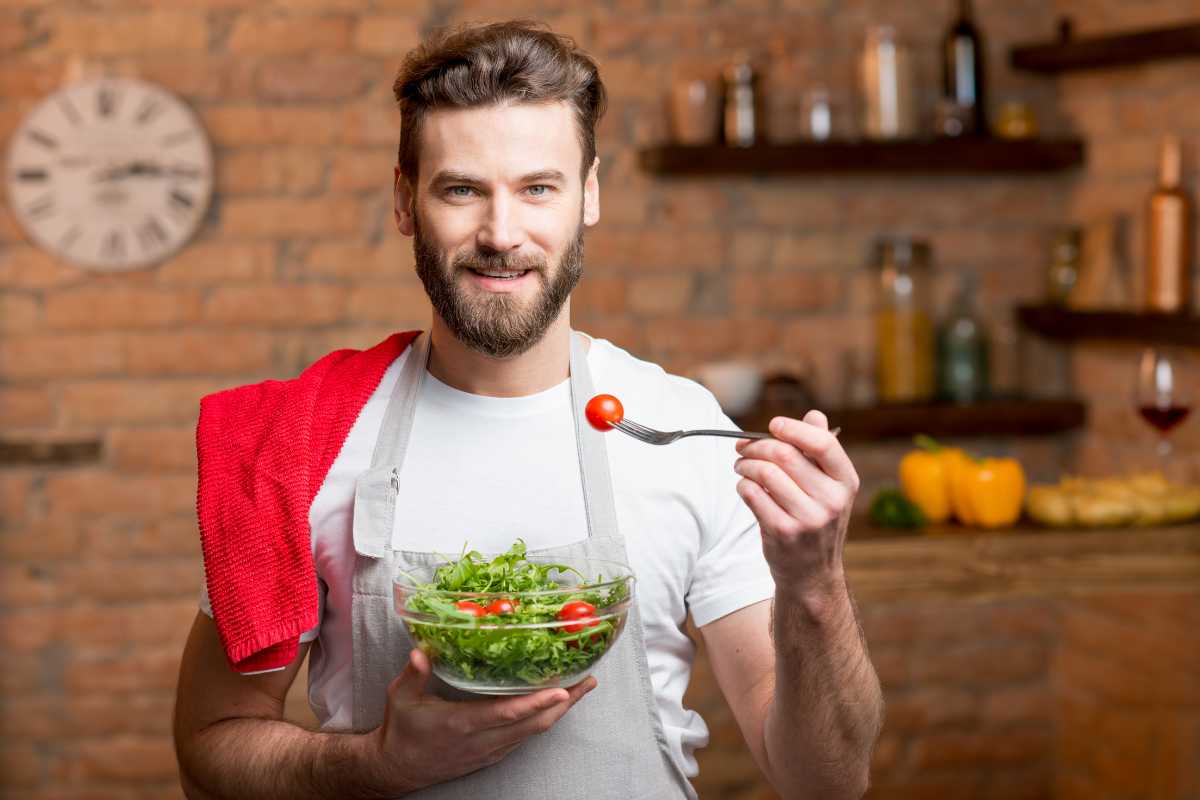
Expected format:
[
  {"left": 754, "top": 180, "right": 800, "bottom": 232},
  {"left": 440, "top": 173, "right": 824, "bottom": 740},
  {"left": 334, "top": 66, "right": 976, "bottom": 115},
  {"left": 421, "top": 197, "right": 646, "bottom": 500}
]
[{"left": 425, "top": 306, "right": 578, "bottom": 397}]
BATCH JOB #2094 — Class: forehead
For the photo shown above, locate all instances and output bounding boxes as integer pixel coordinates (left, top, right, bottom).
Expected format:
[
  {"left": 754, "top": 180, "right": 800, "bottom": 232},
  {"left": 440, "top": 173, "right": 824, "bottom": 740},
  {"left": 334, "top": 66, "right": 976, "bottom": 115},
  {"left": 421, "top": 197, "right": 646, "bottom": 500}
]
[{"left": 416, "top": 101, "right": 583, "bottom": 183}]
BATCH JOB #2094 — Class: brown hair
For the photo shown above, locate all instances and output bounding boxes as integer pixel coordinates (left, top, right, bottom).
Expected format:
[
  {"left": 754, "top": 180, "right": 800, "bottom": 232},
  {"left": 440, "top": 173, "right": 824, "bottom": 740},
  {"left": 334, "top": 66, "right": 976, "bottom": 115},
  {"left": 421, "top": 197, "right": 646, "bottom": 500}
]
[{"left": 392, "top": 20, "right": 607, "bottom": 184}]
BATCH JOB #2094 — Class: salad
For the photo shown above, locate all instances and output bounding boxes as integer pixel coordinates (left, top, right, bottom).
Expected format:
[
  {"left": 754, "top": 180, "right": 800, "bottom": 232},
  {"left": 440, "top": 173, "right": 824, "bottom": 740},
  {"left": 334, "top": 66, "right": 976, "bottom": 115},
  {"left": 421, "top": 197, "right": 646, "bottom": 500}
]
[{"left": 398, "top": 540, "right": 630, "bottom": 686}]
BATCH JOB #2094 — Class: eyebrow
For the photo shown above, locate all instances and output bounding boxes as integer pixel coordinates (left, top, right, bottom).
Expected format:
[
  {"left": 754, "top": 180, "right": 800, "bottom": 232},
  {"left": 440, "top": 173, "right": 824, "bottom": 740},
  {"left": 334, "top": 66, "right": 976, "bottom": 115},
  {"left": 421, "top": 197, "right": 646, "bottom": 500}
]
[{"left": 429, "top": 169, "right": 568, "bottom": 187}]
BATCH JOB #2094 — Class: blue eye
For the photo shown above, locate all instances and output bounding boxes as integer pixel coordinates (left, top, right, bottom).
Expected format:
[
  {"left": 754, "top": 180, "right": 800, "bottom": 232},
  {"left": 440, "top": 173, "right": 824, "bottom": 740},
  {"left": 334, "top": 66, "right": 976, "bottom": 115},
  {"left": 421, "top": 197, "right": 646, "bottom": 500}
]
[
  {"left": 447, "top": 186, "right": 474, "bottom": 197},
  {"left": 526, "top": 185, "right": 550, "bottom": 197}
]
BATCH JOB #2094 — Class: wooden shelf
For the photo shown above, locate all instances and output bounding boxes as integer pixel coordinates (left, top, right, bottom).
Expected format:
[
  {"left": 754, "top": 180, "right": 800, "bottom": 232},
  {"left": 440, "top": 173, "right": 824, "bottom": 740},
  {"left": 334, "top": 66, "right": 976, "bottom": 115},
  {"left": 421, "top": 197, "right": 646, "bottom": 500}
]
[
  {"left": 638, "top": 138, "right": 1085, "bottom": 176},
  {"left": 1017, "top": 305, "right": 1200, "bottom": 347},
  {"left": 1011, "top": 21, "right": 1200, "bottom": 74},
  {"left": 0, "top": 438, "right": 102, "bottom": 467},
  {"left": 736, "top": 397, "right": 1087, "bottom": 443}
]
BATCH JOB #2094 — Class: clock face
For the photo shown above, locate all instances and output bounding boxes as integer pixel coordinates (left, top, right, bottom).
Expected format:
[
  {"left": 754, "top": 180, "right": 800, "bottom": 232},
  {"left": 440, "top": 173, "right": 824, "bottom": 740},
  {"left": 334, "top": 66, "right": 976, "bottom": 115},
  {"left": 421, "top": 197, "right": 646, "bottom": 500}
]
[{"left": 5, "top": 77, "right": 213, "bottom": 272}]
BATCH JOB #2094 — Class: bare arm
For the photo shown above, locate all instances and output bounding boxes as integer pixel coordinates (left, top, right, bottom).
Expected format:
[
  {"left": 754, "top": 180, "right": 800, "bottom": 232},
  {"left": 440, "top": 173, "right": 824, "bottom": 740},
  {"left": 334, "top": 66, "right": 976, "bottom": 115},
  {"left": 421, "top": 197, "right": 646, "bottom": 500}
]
[
  {"left": 700, "top": 590, "right": 881, "bottom": 800},
  {"left": 174, "top": 612, "right": 595, "bottom": 799},
  {"left": 173, "top": 612, "right": 395, "bottom": 799}
]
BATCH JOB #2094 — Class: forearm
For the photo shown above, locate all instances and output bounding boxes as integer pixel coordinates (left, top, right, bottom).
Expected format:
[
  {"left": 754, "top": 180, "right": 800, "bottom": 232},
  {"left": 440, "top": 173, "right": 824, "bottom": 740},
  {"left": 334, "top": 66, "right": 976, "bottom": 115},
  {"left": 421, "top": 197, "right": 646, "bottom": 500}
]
[
  {"left": 763, "top": 573, "right": 883, "bottom": 800},
  {"left": 180, "top": 717, "right": 409, "bottom": 800}
]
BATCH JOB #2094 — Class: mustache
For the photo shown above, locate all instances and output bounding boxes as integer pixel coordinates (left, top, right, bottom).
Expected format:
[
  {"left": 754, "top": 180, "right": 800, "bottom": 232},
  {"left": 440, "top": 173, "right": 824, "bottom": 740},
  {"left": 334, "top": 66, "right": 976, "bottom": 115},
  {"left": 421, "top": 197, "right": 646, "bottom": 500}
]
[{"left": 453, "top": 250, "right": 546, "bottom": 273}]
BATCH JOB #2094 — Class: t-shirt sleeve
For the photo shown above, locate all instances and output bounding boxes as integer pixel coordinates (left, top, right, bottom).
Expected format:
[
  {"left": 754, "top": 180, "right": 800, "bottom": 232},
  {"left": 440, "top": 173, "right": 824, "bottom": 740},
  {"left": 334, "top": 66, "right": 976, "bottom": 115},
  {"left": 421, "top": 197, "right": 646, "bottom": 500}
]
[
  {"left": 687, "top": 405, "right": 775, "bottom": 628},
  {"left": 198, "top": 580, "right": 323, "bottom": 645}
]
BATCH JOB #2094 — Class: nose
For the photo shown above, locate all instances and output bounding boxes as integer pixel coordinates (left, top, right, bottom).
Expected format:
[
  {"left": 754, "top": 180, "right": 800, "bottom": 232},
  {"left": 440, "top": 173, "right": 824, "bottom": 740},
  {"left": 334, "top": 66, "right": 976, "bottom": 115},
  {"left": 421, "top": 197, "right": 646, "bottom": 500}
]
[{"left": 476, "top": 192, "right": 526, "bottom": 253}]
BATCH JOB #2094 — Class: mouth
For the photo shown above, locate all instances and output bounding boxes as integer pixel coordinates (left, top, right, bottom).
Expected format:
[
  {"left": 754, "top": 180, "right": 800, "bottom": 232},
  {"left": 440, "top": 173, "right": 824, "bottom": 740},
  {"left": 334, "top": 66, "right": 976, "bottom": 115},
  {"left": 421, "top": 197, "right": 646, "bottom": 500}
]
[{"left": 467, "top": 267, "right": 531, "bottom": 281}]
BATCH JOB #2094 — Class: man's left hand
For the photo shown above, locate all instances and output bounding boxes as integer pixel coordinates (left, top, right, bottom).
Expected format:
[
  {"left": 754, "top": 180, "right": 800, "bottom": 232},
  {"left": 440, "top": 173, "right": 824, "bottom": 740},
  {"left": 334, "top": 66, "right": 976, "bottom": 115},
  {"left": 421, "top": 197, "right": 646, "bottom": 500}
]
[{"left": 733, "top": 410, "right": 859, "bottom": 590}]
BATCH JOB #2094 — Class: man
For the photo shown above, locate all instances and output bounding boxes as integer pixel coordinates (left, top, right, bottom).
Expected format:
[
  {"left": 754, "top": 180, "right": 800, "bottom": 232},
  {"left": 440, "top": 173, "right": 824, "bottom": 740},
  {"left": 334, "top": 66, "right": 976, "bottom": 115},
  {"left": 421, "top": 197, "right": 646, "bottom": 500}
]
[{"left": 174, "top": 20, "right": 882, "bottom": 800}]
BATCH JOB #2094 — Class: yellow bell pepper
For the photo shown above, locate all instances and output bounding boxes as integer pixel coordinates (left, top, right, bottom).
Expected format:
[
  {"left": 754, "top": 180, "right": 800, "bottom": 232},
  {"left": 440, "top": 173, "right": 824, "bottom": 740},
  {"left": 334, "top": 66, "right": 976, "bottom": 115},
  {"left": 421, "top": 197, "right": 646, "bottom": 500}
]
[
  {"left": 949, "top": 456, "right": 1027, "bottom": 528},
  {"left": 898, "top": 436, "right": 965, "bottom": 524}
]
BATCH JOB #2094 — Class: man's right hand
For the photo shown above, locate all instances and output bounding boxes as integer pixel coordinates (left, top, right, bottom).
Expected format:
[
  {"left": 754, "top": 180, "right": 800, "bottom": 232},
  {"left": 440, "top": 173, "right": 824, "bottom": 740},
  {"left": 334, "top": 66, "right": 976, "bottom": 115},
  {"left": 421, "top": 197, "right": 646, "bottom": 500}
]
[{"left": 368, "top": 648, "right": 597, "bottom": 793}]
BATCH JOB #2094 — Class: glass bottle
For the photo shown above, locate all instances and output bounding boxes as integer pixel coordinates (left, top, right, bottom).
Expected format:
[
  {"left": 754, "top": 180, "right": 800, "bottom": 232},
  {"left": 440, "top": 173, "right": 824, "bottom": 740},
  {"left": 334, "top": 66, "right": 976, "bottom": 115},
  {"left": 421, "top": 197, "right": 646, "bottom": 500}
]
[
  {"left": 722, "top": 58, "right": 757, "bottom": 147},
  {"left": 936, "top": 273, "right": 990, "bottom": 404},
  {"left": 860, "top": 25, "right": 918, "bottom": 139},
  {"left": 941, "top": 0, "right": 987, "bottom": 135},
  {"left": 874, "top": 237, "right": 935, "bottom": 403},
  {"left": 1046, "top": 227, "right": 1081, "bottom": 305}
]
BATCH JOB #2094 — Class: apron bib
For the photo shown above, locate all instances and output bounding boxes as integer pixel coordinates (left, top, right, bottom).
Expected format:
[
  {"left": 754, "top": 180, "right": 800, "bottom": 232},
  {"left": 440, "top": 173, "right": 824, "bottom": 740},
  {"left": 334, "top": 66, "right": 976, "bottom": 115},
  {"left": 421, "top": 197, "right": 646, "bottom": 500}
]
[{"left": 348, "top": 331, "right": 696, "bottom": 799}]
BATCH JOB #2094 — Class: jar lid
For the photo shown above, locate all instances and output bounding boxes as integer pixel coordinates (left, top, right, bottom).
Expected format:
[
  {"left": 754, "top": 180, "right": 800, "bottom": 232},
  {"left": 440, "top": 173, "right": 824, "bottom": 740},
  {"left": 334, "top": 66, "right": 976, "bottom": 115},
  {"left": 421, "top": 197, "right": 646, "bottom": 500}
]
[{"left": 872, "top": 236, "right": 931, "bottom": 268}]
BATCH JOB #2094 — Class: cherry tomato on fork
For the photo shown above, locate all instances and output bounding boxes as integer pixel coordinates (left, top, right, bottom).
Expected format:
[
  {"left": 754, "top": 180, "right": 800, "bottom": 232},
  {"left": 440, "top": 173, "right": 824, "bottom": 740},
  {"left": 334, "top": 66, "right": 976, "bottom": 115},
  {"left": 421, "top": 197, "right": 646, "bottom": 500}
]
[{"left": 585, "top": 394, "right": 624, "bottom": 432}]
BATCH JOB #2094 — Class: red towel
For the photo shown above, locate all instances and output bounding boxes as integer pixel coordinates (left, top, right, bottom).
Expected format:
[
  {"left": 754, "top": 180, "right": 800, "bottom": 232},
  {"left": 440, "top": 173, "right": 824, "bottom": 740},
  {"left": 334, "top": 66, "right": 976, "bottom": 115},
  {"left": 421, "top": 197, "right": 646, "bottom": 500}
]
[{"left": 196, "top": 330, "right": 420, "bottom": 673}]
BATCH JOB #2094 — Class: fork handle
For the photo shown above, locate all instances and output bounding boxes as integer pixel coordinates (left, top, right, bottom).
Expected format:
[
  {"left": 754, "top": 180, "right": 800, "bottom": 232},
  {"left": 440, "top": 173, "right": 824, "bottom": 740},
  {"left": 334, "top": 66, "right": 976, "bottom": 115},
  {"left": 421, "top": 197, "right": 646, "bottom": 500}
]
[{"left": 682, "top": 429, "right": 772, "bottom": 440}]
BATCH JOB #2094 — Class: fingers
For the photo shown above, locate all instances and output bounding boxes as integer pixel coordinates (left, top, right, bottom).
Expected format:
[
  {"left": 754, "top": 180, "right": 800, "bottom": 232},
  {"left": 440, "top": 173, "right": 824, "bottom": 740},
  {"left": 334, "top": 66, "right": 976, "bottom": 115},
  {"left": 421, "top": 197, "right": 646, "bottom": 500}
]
[
  {"left": 476, "top": 677, "right": 597, "bottom": 751},
  {"left": 738, "top": 414, "right": 858, "bottom": 491},
  {"left": 734, "top": 455, "right": 841, "bottom": 529},
  {"left": 388, "top": 648, "right": 433, "bottom": 703}
]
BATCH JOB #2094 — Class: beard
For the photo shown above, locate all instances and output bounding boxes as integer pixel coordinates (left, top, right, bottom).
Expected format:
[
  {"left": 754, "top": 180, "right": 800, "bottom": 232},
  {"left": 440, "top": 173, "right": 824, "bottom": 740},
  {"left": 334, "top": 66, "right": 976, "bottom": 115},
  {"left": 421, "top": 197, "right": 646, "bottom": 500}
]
[{"left": 413, "top": 215, "right": 585, "bottom": 360}]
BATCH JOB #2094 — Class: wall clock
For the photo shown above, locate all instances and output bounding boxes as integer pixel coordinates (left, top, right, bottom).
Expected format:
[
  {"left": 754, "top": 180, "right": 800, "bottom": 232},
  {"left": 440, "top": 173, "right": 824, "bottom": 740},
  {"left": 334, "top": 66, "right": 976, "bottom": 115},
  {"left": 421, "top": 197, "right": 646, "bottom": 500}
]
[{"left": 4, "top": 77, "right": 214, "bottom": 272}]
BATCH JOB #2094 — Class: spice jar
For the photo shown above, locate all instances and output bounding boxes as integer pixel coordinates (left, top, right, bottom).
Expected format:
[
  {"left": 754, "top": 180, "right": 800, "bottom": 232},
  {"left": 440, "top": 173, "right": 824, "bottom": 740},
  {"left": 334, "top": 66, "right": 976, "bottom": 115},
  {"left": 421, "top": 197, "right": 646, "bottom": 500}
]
[
  {"left": 873, "top": 237, "right": 935, "bottom": 402},
  {"left": 723, "top": 57, "right": 758, "bottom": 147},
  {"left": 860, "top": 25, "right": 918, "bottom": 139}
]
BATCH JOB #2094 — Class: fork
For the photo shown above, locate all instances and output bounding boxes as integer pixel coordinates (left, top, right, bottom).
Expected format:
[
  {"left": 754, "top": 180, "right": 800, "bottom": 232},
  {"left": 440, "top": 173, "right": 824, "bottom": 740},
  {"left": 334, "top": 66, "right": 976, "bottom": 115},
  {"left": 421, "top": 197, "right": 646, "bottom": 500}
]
[{"left": 610, "top": 418, "right": 841, "bottom": 446}]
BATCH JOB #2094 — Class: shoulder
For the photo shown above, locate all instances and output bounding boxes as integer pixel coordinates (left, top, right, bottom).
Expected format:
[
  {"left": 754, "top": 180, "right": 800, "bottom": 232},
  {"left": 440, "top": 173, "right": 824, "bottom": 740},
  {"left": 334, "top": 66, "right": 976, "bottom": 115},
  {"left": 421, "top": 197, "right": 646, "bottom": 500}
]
[{"left": 586, "top": 336, "right": 723, "bottom": 429}]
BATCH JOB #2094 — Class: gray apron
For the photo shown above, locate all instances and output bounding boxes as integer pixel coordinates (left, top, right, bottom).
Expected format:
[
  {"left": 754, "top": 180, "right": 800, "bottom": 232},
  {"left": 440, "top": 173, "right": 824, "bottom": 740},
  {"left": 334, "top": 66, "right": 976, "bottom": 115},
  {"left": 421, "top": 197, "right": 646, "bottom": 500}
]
[{"left": 348, "top": 331, "right": 696, "bottom": 800}]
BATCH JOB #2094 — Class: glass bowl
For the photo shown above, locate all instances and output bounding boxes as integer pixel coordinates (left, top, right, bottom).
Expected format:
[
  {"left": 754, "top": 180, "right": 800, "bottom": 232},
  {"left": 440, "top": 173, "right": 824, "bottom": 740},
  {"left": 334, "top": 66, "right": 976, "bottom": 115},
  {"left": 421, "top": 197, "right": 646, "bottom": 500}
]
[{"left": 393, "top": 557, "right": 635, "bottom": 695}]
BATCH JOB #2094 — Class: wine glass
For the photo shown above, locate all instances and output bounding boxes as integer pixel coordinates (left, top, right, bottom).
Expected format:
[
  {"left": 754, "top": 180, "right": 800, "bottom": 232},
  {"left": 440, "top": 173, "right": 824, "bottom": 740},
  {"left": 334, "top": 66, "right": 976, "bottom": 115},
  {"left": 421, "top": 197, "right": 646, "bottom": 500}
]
[{"left": 1135, "top": 347, "right": 1192, "bottom": 460}]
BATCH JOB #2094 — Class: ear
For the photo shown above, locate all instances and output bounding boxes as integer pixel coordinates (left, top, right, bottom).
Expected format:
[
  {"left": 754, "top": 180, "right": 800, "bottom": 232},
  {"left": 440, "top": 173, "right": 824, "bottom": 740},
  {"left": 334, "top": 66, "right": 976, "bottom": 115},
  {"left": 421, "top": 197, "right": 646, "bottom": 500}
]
[
  {"left": 582, "top": 156, "right": 600, "bottom": 227},
  {"left": 394, "top": 165, "right": 415, "bottom": 237}
]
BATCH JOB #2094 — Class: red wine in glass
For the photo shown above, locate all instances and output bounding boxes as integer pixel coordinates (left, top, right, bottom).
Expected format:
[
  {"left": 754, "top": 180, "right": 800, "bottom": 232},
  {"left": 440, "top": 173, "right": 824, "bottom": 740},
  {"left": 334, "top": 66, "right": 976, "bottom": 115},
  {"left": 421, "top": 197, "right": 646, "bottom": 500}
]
[{"left": 1138, "top": 405, "right": 1191, "bottom": 433}]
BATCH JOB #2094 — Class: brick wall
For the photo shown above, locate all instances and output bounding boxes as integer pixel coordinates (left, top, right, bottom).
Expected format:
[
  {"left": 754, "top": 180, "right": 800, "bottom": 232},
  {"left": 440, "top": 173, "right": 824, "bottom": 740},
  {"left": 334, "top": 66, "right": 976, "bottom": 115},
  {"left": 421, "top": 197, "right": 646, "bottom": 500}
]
[{"left": 2, "top": 1, "right": 1198, "bottom": 798}]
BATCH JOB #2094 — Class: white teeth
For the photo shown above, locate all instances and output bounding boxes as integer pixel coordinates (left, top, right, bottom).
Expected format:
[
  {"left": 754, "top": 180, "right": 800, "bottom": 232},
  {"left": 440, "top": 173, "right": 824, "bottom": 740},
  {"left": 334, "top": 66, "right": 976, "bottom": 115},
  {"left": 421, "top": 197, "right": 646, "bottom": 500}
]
[{"left": 475, "top": 269, "right": 525, "bottom": 278}]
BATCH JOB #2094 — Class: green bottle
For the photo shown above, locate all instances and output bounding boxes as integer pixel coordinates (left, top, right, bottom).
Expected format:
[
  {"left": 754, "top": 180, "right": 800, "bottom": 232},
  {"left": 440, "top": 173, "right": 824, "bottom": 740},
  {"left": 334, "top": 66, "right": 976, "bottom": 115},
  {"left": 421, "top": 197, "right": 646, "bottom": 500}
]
[{"left": 936, "top": 273, "right": 990, "bottom": 403}]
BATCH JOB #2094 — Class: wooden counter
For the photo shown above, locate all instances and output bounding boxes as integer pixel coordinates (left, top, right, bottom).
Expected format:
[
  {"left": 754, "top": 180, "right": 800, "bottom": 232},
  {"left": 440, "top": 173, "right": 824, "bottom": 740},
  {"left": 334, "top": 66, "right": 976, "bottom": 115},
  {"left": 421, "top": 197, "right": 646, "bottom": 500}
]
[{"left": 844, "top": 520, "right": 1200, "bottom": 603}]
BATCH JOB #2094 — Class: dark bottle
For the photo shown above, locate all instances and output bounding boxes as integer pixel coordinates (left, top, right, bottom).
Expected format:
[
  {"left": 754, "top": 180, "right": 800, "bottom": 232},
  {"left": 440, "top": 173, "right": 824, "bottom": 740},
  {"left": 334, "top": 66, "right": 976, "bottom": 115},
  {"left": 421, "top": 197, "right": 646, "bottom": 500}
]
[
  {"left": 936, "top": 273, "right": 990, "bottom": 404},
  {"left": 942, "top": 0, "right": 987, "bottom": 135}
]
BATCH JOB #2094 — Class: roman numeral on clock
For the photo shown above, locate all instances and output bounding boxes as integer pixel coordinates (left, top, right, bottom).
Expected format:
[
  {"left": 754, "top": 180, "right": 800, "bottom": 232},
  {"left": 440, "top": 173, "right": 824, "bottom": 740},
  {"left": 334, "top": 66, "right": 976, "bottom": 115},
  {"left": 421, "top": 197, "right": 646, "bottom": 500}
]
[
  {"left": 100, "top": 229, "right": 126, "bottom": 260},
  {"left": 137, "top": 216, "right": 169, "bottom": 250}
]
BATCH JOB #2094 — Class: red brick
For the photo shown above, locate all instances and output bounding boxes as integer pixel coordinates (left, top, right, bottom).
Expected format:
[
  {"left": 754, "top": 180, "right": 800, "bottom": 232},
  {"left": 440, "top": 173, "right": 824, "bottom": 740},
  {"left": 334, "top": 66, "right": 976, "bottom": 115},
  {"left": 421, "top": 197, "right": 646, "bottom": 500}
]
[
  {"left": 123, "top": 330, "right": 276, "bottom": 376},
  {"left": 627, "top": 274, "right": 695, "bottom": 315},
  {"left": 81, "top": 515, "right": 201, "bottom": 559},
  {"left": 298, "top": 239, "right": 414, "bottom": 280},
  {"left": 108, "top": 427, "right": 197, "bottom": 472},
  {"left": 586, "top": 229, "right": 724, "bottom": 272},
  {"left": 330, "top": 148, "right": 394, "bottom": 192},
  {"left": 44, "top": 472, "right": 196, "bottom": 516},
  {"left": 59, "top": 379, "right": 220, "bottom": 426},
  {"left": 0, "top": 386, "right": 53, "bottom": 427},
  {"left": 66, "top": 694, "right": 176, "bottom": 737},
  {"left": 137, "top": 55, "right": 259, "bottom": 102},
  {"left": 881, "top": 688, "right": 977, "bottom": 732},
  {"left": 0, "top": 744, "right": 43, "bottom": 787},
  {"left": 0, "top": 563, "right": 60, "bottom": 607},
  {"left": 46, "top": 11, "right": 208, "bottom": 54},
  {"left": 67, "top": 557, "right": 202, "bottom": 604},
  {"left": 345, "top": 283, "right": 432, "bottom": 326},
  {"left": 58, "top": 601, "right": 195, "bottom": 648},
  {"left": 220, "top": 197, "right": 362, "bottom": 237},
  {"left": 0, "top": 292, "right": 39, "bottom": 331},
  {"left": 0, "top": 608, "right": 57, "bottom": 651},
  {"left": 982, "top": 685, "right": 1052, "bottom": 726},
  {"left": 205, "top": 285, "right": 348, "bottom": 326},
  {"left": 0, "top": 694, "right": 66, "bottom": 741},
  {"left": 73, "top": 737, "right": 181, "bottom": 782},
  {"left": 573, "top": 276, "right": 626, "bottom": 316},
  {"left": 338, "top": 102, "right": 403, "bottom": 147},
  {"left": 44, "top": 288, "right": 202, "bottom": 330},
  {"left": 1, "top": 518, "right": 82, "bottom": 564},
  {"left": 0, "top": 60, "right": 71, "bottom": 98},
  {"left": 228, "top": 14, "right": 353, "bottom": 53},
  {"left": 731, "top": 272, "right": 844, "bottom": 313},
  {"left": 911, "top": 641, "right": 1047, "bottom": 686},
  {"left": 157, "top": 243, "right": 276, "bottom": 285},
  {"left": 218, "top": 148, "right": 328, "bottom": 195},
  {"left": 0, "top": 332, "right": 124, "bottom": 379},
  {"left": 202, "top": 107, "right": 343, "bottom": 147},
  {"left": 65, "top": 646, "right": 185, "bottom": 695},
  {"left": 353, "top": 15, "right": 421, "bottom": 55},
  {"left": 256, "top": 55, "right": 372, "bottom": 101},
  {"left": 0, "top": 246, "right": 85, "bottom": 289},
  {"left": 910, "top": 730, "right": 1051, "bottom": 769}
]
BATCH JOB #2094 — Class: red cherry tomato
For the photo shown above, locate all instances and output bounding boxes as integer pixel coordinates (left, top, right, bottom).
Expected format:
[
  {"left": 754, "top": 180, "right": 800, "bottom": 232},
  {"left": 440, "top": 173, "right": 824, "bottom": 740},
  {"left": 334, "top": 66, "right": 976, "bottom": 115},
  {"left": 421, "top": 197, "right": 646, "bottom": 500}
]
[
  {"left": 585, "top": 394, "right": 623, "bottom": 432},
  {"left": 455, "top": 600, "right": 485, "bottom": 618},
  {"left": 484, "top": 598, "right": 516, "bottom": 616},
  {"left": 556, "top": 600, "right": 599, "bottom": 634}
]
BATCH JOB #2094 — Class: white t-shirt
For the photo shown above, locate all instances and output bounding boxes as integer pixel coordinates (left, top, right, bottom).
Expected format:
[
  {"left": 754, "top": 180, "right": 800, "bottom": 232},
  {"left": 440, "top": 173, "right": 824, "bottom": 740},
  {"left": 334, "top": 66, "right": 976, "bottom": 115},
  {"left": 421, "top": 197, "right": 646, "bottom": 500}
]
[{"left": 201, "top": 335, "right": 775, "bottom": 778}]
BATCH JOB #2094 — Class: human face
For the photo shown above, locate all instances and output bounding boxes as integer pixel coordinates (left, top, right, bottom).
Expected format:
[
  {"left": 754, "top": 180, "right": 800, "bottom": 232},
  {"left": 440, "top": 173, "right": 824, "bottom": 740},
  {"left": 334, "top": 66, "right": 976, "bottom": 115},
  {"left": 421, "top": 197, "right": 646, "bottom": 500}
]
[{"left": 394, "top": 101, "right": 600, "bottom": 359}]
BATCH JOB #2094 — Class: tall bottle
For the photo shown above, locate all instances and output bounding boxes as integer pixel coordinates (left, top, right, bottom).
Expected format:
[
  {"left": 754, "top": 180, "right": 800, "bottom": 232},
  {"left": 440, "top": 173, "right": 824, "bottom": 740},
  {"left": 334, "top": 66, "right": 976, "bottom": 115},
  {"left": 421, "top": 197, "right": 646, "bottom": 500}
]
[
  {"left": 936, "top": 273, "right": 990, "bottom": 404},
  {"left": 942, "top": 0, "right": 987, "bottom": 136},
  {"left": 1146, "top": 135, "right": 1192, "bottom": 312}
]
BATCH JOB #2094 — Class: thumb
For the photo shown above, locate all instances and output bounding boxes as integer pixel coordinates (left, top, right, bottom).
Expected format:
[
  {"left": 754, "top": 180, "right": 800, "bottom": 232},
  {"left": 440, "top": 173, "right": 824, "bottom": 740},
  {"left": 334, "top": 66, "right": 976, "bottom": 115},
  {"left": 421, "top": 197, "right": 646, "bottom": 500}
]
[{"left": 389, "top": 648, "right": 432, "bottom": 701}]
